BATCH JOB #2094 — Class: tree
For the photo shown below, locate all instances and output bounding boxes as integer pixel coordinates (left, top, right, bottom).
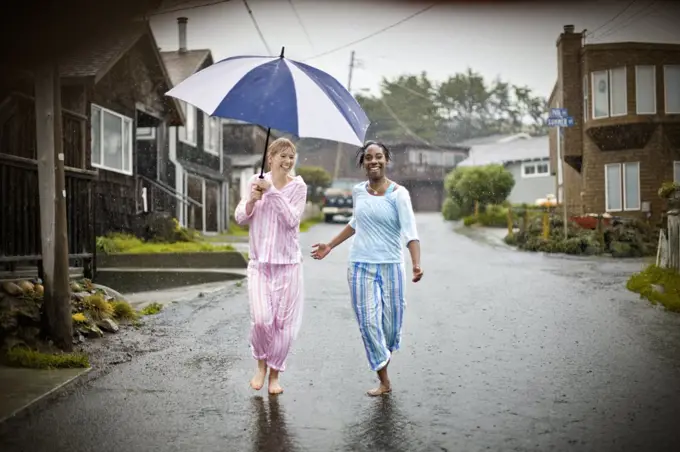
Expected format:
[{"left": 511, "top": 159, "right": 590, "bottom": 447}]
[
  {"left": 445, "top": 165, "right": 515, "bottom": 211},
  {"left": 353, "top": 68, "right": 548, "bottom": 145},
  {"left": 296, "top": 165, "right": 331, "bottom": 203}
]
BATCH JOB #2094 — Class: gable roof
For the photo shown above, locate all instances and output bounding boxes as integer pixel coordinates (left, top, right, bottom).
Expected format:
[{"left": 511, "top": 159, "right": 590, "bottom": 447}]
[
  {"left": 160, "top": 49, "right": 212, "bottom": 86},
  {"left": 59, "top": 19, "right": 184, "bottom": 126},
  {"left": 457, "top": 133, "right": 549, "bottom": 167}
]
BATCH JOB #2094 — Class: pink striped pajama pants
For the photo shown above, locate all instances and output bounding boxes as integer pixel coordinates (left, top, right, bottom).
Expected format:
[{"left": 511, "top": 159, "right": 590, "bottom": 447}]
[{"left": 247, "top": 261, "right": 304, "bottom": 372}]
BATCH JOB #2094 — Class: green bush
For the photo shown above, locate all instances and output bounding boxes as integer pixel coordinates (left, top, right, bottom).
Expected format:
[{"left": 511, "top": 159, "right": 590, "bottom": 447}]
[
  {"left": 442, "top": 198, "right": 463, "bottom": 221},
  {"left": 463, "top": 215, "right": 478, "bottom": 227},
  {"left": 627, "top": 265, "right": 680, "bottom": 312}
]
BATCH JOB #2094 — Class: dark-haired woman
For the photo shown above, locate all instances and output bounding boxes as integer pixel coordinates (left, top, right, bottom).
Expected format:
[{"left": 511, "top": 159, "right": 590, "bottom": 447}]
[{"left": 311, "top": 141, "right": 423, "bottom": 396}]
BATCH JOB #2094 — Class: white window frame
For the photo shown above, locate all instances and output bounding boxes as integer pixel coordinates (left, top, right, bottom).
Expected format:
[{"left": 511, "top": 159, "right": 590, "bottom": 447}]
[
  {"left": 635, "top": 65, "right": 657, "bottom": 115},
  {"left": 604, "top": 162, "right": 641, "bottom": 212},
  {"left": 592, "top": 70, "right": 610, "bottom": 119},
  {"left": 583, "top": 73, "right": 589, "bottom": 122},
  {"left": 673, "top": 161, "right": 680, "bottom": 183},
  {"left": 521, "top": 160, "right": 550, "bottom": 178},
  {"left": 91, "top": 104, "right": 133, "bottom": 176},
  {"left": 136, "top": 127, "right": 156, "bottom": 140},
  {"left": 664, "top": 65, "right": 680, "bottom": 114},
  {"left": 203, "top": 113, "right": 220, "bottom": 156},
  {"left": 179, "top": 101, "right": 197, "bottom": 146},
  {"left": 609, "top": 67, "right": 627, "bottom": 117}
]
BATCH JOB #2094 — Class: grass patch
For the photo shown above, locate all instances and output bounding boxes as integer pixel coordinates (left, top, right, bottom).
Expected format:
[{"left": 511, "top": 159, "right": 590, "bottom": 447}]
[
  {"left": 226, "top": 224, "right": 249, "bottom": 237},
  {"left": 110, "top": 300, "right": 138, "bottom": 320},
  {"left": 6, "top": 347, "right": 90, "bottom": 369},
  {"left": 300, "top": 213, "right": 323, "bottom": 232},
  {"left": 97, "top": 233, "right": 234, "bottom": 254},
  {"left": 140, "top": 302, "right": 164, "bottom": 316},
  {"left": 627, "top": 265, "right": 680, "bottom": 312}
]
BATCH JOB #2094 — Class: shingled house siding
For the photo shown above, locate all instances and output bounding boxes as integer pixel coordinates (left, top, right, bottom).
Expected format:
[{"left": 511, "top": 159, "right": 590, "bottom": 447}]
[{"left": 551, "top": 29, "right": 680, "bottom": 222}]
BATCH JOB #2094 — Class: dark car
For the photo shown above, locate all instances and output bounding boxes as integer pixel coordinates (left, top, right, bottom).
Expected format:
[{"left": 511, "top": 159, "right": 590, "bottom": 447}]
[{"left": 321, "top": 178, "right": 360, "bottom": 223}]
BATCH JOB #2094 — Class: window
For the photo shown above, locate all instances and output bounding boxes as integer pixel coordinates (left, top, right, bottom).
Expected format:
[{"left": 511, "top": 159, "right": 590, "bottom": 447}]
[
  {"left": 521, "top": 161, "right": 550, "bottom": 178},
  {"left": 592, "top": 67, "right": 627, "bottom": 118},
  {"left": 136, "top": 127, "right": 156, "bottom": 140},
  {"left": 179, "top": 101, "right": 197, "bottom": 145},
  {"left": 583, "top": 74, "right": 589, "bottom": 121},
  {"left": 674, "top": 161, "right": 680, "bottom": 183},
  {"left": 91, "top": 104, "right": 133, "bottom": 175},
  {"left": 636, "top": 66, "right": 656, "bottom": 114},
  {"left": 610, "top": 67, "right": 627, "bottom": 116},
  {"left": 203, "top": 113, "right": 220, "bottom": 155},
  {"left": 664, "top": 65, "right": 680, "bottom": 114},
  {"left": 592, "top": 70, "right": 609, "bottom": 119},
  {"left": 605, "top": 162, "right": 640, "bottom": 212}
]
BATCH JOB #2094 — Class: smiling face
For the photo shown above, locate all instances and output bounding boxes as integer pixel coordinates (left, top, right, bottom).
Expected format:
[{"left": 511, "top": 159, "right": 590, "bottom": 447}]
[
  {"left": 362, "top": 144, "right": 388, "bottom": 181},
  {"left": 267, "top": 138, "right": 297, "bottom": 176}
]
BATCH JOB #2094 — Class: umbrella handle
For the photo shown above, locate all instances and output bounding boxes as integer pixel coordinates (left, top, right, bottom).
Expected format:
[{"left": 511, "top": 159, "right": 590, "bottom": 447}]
[{"left": 258, "top": 127, "right": 271, "bottom": 179}]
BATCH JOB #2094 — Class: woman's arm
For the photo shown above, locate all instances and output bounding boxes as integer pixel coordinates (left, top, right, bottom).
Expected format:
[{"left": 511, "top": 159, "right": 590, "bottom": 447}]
[
  {"left": 262, "top": 181, "right": 307, "bottom": 228},
  {"left": 328, "top": 224, "right": 356, "bottom": 250},
  {"left": 396, "top": 188, "right": 420, "bottom": 268},
  {"left": 234, "top": 176, "right": 259, "bottom": 225}
]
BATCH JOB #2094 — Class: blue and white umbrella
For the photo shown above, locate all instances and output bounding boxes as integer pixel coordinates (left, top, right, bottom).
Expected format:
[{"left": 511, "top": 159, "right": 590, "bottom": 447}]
[{"left": 166, "top": 48, "right": 370, "bottom": 154}]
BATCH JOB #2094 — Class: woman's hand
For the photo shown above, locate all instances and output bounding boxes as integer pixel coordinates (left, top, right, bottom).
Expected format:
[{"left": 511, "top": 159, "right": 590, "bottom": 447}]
[
  {"left": 412, "top": 265, "right": 423, "bottom": 283},
  {"left": 250, "top": 185, "right": 263, "bottom": 201},
  {"left": 311, "top": 243, "right": 331, "bottom": 260},
  {"left": 255, "top": 179, "right": 271, "bottom": 192}
]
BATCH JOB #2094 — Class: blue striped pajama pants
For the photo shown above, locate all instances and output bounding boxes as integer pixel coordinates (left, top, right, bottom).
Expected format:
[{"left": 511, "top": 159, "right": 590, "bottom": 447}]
[{"left": 347, "top": 262, "right": 406, "bottom": 372}]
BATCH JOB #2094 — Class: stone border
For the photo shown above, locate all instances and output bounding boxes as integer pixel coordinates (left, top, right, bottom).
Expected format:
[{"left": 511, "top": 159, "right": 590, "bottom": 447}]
[{"left": 96, "top": 251, "right": 247, "bottom": 269}]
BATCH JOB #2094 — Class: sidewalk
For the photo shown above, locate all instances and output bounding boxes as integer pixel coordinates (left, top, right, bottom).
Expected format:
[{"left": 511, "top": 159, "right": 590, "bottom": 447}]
[{"left": 0, "top": 276, "right": 245, "bottom": 426}]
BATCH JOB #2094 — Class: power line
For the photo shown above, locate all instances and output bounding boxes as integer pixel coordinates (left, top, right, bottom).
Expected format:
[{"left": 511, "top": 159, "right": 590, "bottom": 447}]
[
  {"left": 287, "top": 0, "right": 316, "bottom": 52},
  {"left": 242, "top": 0, "right": 273, "bottom": 55},
  {"left": 592, "top": 0, "right": 658, "bottom": 41},
  {"left": 586, "top": 0, "right": 638, "bottom": 37},
  {"left": 300, "top": 2, "right": 438, "bottom": 62}
]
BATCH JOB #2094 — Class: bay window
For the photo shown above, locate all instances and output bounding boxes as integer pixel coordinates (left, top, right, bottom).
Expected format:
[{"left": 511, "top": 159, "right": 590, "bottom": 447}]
[
  {"left": 635, "top": 65, "right": 656, "bottom": 114},
  {"left": 91, "top": 104, "right": 133, "bottom": 175},
  {"left": 664, "top": 65, "right": 680, "bottom": 114},
  {"left": 592, "top": 67, "right": 627, "bottom": 119}
]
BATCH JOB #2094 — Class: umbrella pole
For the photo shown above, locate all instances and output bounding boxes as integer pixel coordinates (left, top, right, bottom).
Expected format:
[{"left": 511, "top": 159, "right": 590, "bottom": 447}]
[{"left": 258, "top": 127, "right": 271, "bottom": 179}]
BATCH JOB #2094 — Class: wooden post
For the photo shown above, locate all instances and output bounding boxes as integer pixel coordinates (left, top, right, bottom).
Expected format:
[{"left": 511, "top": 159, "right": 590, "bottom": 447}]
[
  {"left": 542, "top": 209, "right": 550, "bottom": 239},
  {"left": 35, "top": 63, "right": 73, "bottom": 351},
  {"left": 474, "top": 200, "right": 479, "bottom": 218},
  {"left": 507, "top": 207, "right": 514, "bottom": 237}
]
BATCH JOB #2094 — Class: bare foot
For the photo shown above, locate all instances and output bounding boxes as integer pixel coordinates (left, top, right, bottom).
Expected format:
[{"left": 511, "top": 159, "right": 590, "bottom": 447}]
[
  {"left": 367, "top": 383, "right": 391, "bottom": 397},
  {"left": 268, "top": 370, "right": 283, "bottom": 395},
  {"left": 250, "top": 361, "right": 267, "bottom": 391}
]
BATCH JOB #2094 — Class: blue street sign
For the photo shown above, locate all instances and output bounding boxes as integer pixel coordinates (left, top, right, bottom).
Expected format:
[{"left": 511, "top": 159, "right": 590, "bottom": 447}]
[
  {"left": 546, "top": 116, "right": 574, "bottom": 127},
  {"left": 550, "top": 108, "right": 568, "bottom": 118}
]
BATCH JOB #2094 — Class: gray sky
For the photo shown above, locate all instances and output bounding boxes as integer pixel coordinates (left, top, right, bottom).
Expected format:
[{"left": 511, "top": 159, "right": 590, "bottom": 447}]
[{"left": 150, "top": 0, "right": 680, "bottom": 100}]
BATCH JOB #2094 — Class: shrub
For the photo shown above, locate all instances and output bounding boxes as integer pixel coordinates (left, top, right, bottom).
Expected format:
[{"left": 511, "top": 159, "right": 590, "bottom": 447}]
[
  {"left": 442, "top": 198, "right": 463, "bottom": 221},
  {"left": 463, "top": 215, "right": 478, "bottom": 227},
  {"left": 627, "top": 265, "right": 680, "bottom": 312}
]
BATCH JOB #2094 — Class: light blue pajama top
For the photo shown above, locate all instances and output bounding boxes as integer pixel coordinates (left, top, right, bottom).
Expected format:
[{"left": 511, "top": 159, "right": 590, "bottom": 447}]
[{"left": 348, "top": 181, "right": 420, "bottom": 264}]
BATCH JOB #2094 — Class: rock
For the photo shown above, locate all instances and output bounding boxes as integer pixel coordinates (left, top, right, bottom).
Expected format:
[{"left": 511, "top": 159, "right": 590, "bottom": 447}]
[
  {"left": 78, "top": 323, "right": 104, "bottom": 338},
  {"left": 92, "top": 284, "right": 128, "bottom": 303},
  {"left": 97, "top": 318, "right": 119, "bottom": 333},
  {"left": 34, "top": 284, "right": 44, "bottom": 296},
  {"left": 72, "top": 332, "right": 85, "bottom": 345},
  {"left": 70, "top": 282, "right": 83, "bottom": 293},
  {"left": 1, "top": 282, "right": 23, "bottom": 297},
  {"left": 17, "top": 280, "right": 35, "bottom": 294},
  {"left": 71, "top": 291, "right": 91, "bottom": 301}
]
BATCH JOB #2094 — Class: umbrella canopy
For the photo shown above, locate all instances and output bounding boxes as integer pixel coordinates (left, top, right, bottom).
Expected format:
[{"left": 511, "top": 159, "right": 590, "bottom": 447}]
[{"left": 165, "top": 50, "right": 371, "bottom": 147}]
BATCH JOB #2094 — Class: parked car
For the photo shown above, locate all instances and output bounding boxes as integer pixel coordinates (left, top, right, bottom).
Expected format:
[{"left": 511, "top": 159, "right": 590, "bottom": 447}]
[{"left": 321, "top": 178, "right": 361, "bottom": 223}]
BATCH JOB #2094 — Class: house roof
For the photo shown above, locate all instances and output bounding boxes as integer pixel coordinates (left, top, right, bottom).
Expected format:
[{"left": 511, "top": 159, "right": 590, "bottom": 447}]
[
  {"left": 457, "top": 133, "right": 550, "bottom": 167},
  {"left": 59, "top": 20, "right": 184, "bottom": 126},
  {"left": 160, "top": 49, "right": 212, "bottom": 86}
]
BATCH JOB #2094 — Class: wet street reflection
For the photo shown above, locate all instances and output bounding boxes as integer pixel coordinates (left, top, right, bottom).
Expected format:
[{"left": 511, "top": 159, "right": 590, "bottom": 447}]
[
  {"left": 251, "top": 396, "right": 296, "bottom": 452},
  {"left": 343, "top": 396, "right": 415, "bottom": 452}
]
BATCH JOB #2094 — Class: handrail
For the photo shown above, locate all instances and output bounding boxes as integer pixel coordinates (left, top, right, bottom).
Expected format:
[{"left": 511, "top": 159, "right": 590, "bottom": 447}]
[
  {"left": 10, "top": 90, "right": 88, "bottom": 121},
  {"left": 137, "top": 174, "right": 202, "bottom": 208}
]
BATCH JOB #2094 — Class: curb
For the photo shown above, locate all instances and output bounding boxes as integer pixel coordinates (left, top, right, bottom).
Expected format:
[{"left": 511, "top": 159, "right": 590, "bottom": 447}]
[{"left": 0, "top": 366, "right": 97, "bottom": 426}]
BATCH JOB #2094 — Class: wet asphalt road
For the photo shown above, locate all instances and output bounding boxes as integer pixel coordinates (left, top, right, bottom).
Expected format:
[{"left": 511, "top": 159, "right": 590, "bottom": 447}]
[{"left": 3, "top": 213, "right": 680, "bottom": 452}]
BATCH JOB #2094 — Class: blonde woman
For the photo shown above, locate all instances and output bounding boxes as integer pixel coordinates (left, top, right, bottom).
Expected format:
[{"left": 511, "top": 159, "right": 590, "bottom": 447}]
[{"left": 234, "top": 138, "right": 307, "bottom": 395}]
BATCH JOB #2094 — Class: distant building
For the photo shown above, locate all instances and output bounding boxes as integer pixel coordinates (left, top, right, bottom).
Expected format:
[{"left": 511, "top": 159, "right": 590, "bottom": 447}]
[{"left": 457, "top": 134, "right": 554, "bottom": 205}]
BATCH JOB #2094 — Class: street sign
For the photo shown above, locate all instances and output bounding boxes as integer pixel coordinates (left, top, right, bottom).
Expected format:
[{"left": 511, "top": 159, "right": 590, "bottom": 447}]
[
  {"left": 546, "top": 117, "right": 575, "bottom": 127},
  {"left": 550, "top": 108, "right": 568, "bottom": 118}
]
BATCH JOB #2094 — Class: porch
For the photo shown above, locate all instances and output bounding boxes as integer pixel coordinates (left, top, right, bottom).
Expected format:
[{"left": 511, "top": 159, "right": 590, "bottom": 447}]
[{"left": 0, "top": 92, "right": 95, "bottom": 279}]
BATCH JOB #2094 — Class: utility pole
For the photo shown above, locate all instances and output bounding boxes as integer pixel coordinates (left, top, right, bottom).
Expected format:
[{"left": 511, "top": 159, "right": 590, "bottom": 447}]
[
  {"left": 333, "top": 50, "right": 356, "bottom": 181},
  {"left": 35, "top": 62, "right": 73, "bottom": 351}
]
